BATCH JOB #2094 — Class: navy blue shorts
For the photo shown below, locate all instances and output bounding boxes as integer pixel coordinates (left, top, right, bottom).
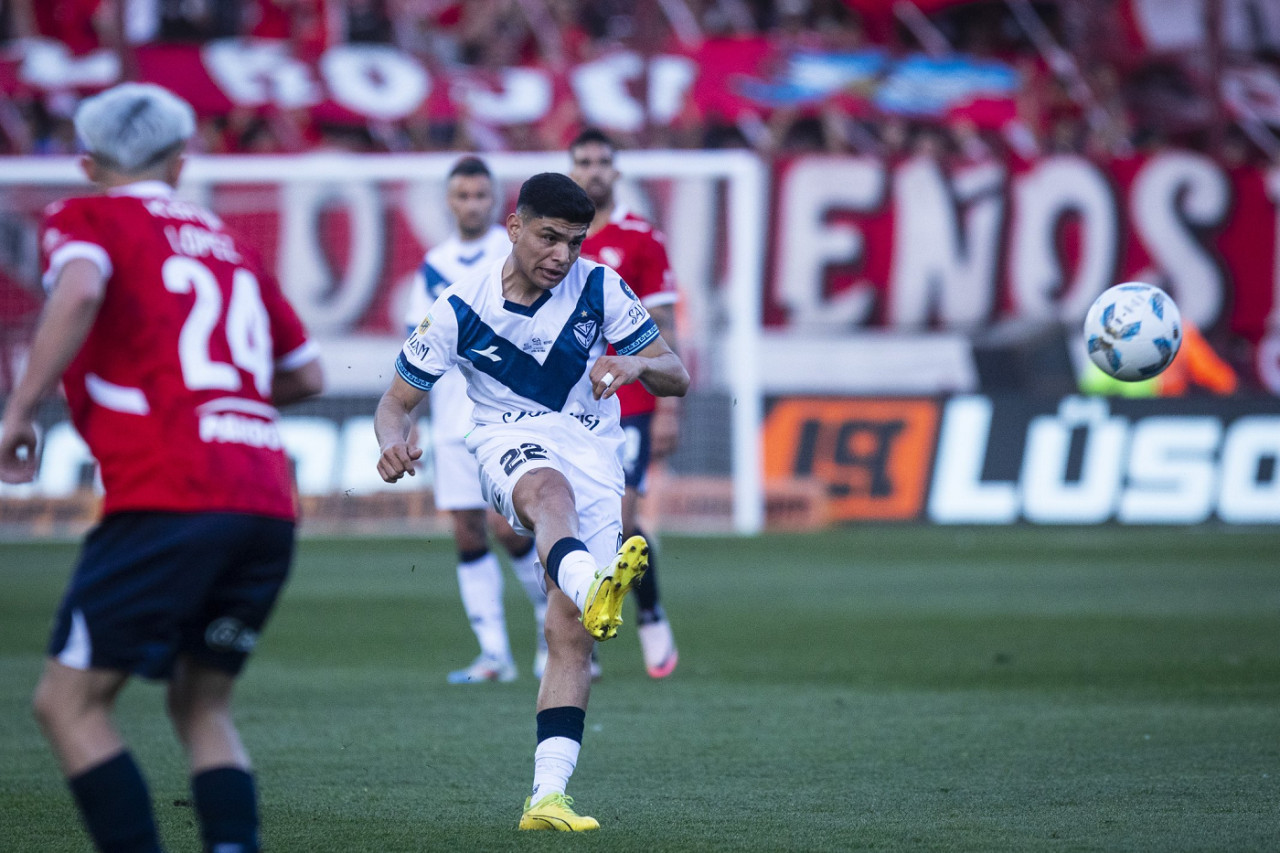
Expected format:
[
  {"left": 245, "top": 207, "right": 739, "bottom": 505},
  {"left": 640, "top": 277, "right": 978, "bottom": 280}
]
[
  {"left": 620, "top": 413, "right": 653, "bottom": 494},
  {"left": 47, "top": 512, "right": 295, "bottom": 680}
]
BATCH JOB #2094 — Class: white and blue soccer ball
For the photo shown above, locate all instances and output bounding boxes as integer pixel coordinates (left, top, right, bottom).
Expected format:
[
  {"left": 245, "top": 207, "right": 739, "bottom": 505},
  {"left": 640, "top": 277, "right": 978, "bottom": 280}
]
[{"left": 1083, "top": 282, "right": 1182, "bottom": 381}]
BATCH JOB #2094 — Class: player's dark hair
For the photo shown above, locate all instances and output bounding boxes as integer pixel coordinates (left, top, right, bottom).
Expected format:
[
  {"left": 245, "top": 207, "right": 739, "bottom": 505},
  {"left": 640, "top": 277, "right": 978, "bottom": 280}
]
[
  {"left": 516, "top": 173, "right": 595, "bottom": 225},
  {"left": 568, "top": 127, "right": 615, "bottom": 154},
  {"left": 448, "top": 156, "right": 492, "bottom": 180}
]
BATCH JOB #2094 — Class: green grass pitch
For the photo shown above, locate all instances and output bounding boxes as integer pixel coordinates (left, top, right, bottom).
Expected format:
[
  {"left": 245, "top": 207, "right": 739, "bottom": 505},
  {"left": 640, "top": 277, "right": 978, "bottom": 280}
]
[{"left": 2, "top": 527, "right": 1278, "bottom": 851}]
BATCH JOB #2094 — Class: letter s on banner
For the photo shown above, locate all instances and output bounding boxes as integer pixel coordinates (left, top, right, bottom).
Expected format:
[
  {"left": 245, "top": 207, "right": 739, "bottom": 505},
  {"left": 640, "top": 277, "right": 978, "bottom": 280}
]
[{"left": 1119, "top": 416, "right": 1220, "bottom": 524}]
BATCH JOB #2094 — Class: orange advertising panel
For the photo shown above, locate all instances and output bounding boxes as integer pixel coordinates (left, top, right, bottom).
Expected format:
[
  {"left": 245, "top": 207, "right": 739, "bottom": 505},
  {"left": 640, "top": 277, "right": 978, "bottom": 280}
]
[{"left": 762, "top": 398, "right": 940, "bottom": 521}]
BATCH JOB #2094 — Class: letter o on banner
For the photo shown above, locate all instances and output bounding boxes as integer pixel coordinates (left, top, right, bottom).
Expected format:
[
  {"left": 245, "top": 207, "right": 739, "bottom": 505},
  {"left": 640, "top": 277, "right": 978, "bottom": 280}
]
[{"left": 321, "top": 44, "right": 430, "bottom": 120}]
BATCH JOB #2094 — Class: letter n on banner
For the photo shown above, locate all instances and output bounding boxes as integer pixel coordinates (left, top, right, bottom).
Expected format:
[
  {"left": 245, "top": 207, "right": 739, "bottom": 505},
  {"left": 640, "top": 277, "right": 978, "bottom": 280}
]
[{"left": 762, "top": 398, "right": 940, "bottom": 521}]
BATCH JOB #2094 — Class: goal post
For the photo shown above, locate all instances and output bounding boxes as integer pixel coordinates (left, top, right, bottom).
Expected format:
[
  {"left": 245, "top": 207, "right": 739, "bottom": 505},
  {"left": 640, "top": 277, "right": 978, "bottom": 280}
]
[{"left": 0, "top": 150, "right": 769, "bottom": 534}]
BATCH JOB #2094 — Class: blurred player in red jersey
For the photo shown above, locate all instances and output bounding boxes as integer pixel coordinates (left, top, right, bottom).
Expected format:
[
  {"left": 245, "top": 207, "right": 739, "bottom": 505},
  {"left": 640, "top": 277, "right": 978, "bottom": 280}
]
[
  {"left": 0, "top": 83, "right": 323, "bottom": 853},
  {"left": 569, "top": 128, "right": 680, "bottom": 678}
]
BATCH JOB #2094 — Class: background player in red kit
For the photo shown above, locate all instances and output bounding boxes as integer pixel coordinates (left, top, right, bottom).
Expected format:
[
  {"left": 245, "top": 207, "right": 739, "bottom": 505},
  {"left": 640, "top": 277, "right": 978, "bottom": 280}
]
[
  {"left": 0, "top": 83, "right": 323, "bottom": 853},
  {"left": 569, "top": 128, "right": 681, "bottom": 678}
]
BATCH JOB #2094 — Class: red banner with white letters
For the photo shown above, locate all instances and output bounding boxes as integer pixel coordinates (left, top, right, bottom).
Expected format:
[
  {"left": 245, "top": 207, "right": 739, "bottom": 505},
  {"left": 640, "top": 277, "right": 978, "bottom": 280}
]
[
  {"left": 767, "top": 152, "right": 1279, "bottom": 384},
  {"left": 0, "top": 151, "right": 1277, "bottom": 391},
  {"left": 0, "top": 37, "right": 1023, "bottom": 132}
]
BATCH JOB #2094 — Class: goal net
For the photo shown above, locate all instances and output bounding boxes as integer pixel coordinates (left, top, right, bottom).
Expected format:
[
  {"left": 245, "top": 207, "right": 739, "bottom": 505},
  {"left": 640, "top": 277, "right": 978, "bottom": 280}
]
[{"left": 0, "top": 151, "right": 768, "bottom": 535}]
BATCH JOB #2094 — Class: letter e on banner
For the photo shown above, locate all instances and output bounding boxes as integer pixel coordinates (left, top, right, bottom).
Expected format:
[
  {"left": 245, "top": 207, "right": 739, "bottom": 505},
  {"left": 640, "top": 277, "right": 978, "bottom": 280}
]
[{"left": 762, "top": 398, "right": 939, "bottom": 521}]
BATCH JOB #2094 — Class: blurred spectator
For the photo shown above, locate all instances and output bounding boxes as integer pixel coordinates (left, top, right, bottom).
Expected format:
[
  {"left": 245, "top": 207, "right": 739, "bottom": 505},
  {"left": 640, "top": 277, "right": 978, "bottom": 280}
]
[
  {"left": 10, "top": 0, "right": 120, "bottom": 53},
  {"left": 152, "top": 0, "right": 243, "bottom": 42},
  {"left": 245, "top": 1, "right": 333, "bottom": 60},
  {"left": 0, "top": 0, "right": 1276, "bottom": 162},
  {"left": 342, "top": 0, "right": 391, "bottom": 43}
]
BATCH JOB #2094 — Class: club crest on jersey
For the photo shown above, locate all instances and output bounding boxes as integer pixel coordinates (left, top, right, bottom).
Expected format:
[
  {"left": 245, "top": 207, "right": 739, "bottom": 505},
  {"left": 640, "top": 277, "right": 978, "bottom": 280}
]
[{"left": 573, "top": 312, "right": 599, "bottom": 349}]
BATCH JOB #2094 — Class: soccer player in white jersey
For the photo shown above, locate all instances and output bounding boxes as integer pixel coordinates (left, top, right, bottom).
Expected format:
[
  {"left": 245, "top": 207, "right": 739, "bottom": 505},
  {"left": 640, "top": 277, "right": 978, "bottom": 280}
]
[
  {"left": 405, "top": 156, "right": 550, "bottom": 684},
  {"left": 375, "top": 173, "right": 689, "bottom": 831}
]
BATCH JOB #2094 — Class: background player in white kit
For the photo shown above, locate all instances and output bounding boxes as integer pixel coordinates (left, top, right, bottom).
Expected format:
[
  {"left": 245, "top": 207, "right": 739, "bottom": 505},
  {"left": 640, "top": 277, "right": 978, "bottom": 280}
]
[
  {"left": 375, "top": 173, "right": 689, "bottom": 831},
  {"left": 405, "top": 156, "right": 549, "bottom": 684}
]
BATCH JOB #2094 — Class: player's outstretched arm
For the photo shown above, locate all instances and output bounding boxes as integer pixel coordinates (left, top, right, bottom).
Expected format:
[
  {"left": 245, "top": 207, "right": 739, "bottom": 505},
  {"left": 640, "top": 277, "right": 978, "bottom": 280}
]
[
  {"left": 592, "top": 337, "right": 689, "bottom": 401},
  {"left": 0, "top": 258, "right": 105, "bottom": 484},
  {"left": 374, "top": 375, "right": 427, "bottom": 483}
]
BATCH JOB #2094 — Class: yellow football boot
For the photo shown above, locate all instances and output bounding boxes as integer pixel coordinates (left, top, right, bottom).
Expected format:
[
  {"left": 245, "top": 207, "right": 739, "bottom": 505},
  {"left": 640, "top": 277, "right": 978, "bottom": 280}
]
[
  {"left": 580, "top": 535, "right": 648, "bottom": 641},
  {"left": 519, "top": 793, "right": 600, "bottom": 831}
]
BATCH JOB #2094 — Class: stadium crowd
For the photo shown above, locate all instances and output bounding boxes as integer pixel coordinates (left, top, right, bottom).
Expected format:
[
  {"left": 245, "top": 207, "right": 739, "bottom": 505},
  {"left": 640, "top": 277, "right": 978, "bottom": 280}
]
[{"left": 0, "top": 0, "right": 1276, "bottom": 165}]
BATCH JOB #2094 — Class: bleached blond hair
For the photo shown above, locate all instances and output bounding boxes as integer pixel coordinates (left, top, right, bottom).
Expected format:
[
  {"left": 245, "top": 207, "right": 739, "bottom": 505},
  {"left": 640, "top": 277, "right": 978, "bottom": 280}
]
[{"left": 74, "top": 83, "right": 196, "bottom": 174}]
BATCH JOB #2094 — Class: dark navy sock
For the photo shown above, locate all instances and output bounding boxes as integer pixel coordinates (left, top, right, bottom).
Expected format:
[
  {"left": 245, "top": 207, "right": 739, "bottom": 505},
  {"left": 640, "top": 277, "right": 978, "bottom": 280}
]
[
  {"left": 630, "top": 527, "right": 663, "bottom": 620},
  {"left": 67, "top": 751, "right": 162, "bottom": 853},
  {"left": 192, "top": 767, "right": 259, "bottom": 853},
  {"left": 536, "top": 705, "right": 586, "bottom": 745},
  {"left": 545, "top": 537, "right": 589, "bottom": 591},
  {"left": 458, "top": 546, "right": 489, "bottom": 564}
]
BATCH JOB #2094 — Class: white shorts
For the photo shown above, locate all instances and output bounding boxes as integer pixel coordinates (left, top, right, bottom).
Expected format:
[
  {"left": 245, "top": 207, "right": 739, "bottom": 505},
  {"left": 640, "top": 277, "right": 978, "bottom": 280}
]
[
  {"left": 431, "top": 439, "right": 486, "bottom": 511},
  {"left": 467, "top": 412, "right": 625, "bottom": 566}
]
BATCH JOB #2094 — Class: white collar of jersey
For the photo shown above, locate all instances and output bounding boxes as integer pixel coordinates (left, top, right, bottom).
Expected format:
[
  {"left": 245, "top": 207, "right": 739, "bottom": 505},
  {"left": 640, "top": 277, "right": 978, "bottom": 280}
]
[{"left": 107, "top": 181, "right": 174, "bottom": 199}]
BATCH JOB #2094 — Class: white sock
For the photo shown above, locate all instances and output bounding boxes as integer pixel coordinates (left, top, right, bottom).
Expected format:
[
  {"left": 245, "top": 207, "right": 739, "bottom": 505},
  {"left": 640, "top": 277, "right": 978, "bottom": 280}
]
[
  {"left": 511, "top": 548, "right": 549, "bottom": 646},
  {"left": 530, "top": 737, "right": 580, "bottom": 802},
  {"left": 512, "top": 547, "right": 547, "bottom": 605},
  {"left": 556, "top": 550, "right": 599, "bottom": 614},
  {"left": 457, "top": 552, "right": 511, "bottom": 661}
]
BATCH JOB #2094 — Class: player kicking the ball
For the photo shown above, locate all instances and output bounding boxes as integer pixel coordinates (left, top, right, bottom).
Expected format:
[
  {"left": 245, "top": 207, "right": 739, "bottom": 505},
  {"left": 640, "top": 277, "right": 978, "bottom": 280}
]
[
  {"left": 404, "top": 156, "right": 549, "bottom": 684},
  {"left": 375, "top": 173, "right": 688, "bottom": 830}
]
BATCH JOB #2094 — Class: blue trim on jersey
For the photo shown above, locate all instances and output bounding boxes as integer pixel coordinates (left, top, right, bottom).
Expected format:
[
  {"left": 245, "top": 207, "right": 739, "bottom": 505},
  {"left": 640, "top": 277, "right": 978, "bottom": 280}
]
[
  {"left": 396, "top": 352, "right": 440, "bottom": 391},
  {"left": 448, "top": 266, "right": 607, "bottom": 411},
  {"left": 421, "top": 262, "right": 450, "bottom": 299},
  {"left": 615, "top": 319, "right": 659, "bottom": 356},
  {"left": 502, "top": 289, "right": 552, "bottom": 316}
]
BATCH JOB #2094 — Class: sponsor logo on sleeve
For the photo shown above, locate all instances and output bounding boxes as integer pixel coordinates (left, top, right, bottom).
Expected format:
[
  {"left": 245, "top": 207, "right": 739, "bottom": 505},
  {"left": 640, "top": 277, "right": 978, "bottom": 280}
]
[{"left": 407, "top": 337, "right": 430, "bottom": 360}]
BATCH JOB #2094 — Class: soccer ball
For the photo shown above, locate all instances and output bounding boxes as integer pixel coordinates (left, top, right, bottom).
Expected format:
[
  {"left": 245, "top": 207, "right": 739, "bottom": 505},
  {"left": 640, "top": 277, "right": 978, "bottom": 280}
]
[{"left": 1083, "top": 282, "right": 1182, "bottom": 381}]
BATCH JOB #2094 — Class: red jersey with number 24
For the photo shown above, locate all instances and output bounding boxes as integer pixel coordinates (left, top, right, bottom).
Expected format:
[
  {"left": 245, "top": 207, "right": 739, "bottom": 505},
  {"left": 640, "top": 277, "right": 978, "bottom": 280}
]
[
  {"left": 40, "top": 182, "right": 316, "bottom": 520},
  {"left": 580, "top": 208, "right": 678, "bottom": 416}
]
